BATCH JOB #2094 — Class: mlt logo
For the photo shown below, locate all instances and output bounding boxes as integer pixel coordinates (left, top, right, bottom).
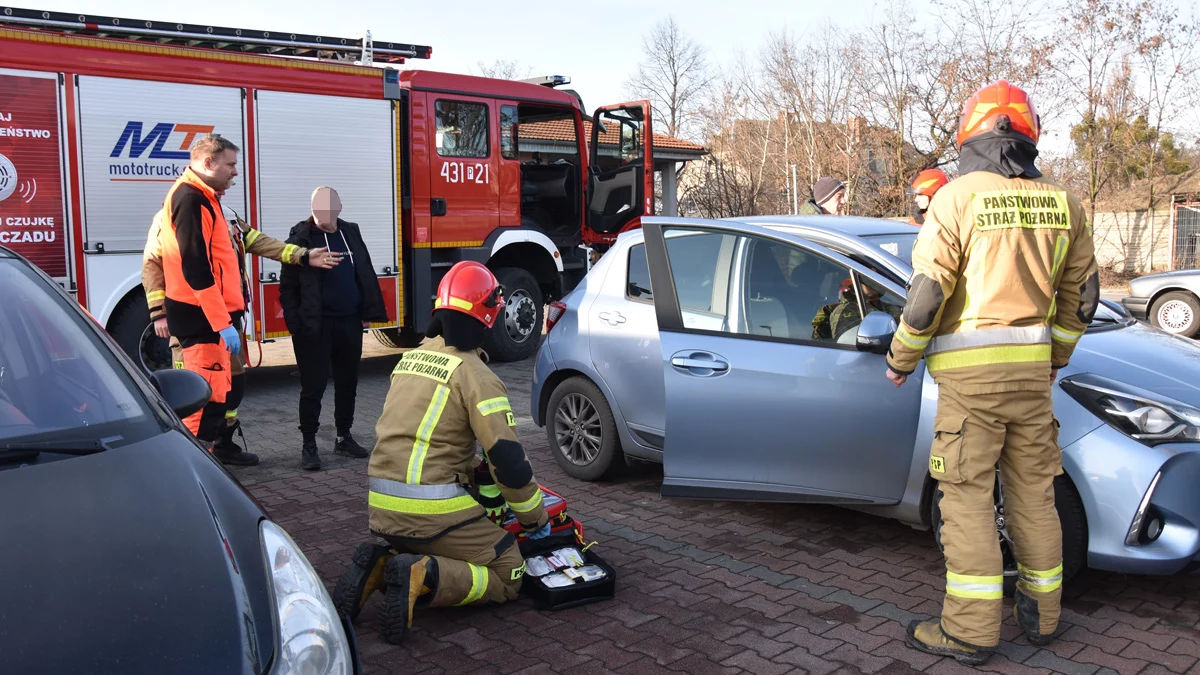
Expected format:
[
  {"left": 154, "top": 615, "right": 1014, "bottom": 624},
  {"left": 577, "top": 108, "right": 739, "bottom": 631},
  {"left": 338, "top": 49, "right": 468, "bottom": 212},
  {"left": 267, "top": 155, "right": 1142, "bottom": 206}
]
[{"left": 109, "top": 122, "right": 216, "bottom": 160}]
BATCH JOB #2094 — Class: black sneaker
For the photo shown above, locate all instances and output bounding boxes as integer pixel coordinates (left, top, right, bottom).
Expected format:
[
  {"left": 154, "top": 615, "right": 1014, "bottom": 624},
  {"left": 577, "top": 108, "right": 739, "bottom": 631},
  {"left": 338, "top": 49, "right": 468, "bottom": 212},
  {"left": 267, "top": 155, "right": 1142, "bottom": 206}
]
[
  {"left": 302, "top": 440, "right": 321, "bottom": 471},
  {"left": 335, "top": 433, "right": 370, "bottom": 458}
]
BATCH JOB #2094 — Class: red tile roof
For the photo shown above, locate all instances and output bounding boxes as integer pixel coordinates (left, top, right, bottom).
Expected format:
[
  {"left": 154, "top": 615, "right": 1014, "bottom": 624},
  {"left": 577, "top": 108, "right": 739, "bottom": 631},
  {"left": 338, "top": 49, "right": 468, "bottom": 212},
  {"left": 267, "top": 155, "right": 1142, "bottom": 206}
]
[{"left": 518, "top": 119, "right": 706, "bottom": 153}]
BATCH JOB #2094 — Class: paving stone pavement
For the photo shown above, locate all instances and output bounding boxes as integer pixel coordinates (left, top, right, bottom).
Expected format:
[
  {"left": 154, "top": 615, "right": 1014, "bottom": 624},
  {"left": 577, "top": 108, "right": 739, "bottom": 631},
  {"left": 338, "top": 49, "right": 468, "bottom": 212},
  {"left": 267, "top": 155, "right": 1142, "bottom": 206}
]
[{"left": 229, "top": 345, "right": 1200, "bottom": 675}]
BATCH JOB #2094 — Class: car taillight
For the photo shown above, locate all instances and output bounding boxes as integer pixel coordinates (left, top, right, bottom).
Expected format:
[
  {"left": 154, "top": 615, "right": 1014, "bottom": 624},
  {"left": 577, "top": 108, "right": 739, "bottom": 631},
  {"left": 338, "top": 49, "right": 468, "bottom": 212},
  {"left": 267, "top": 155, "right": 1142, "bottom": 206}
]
[{"left": 545, "top": 301, "right": 567, "bottom": 332}]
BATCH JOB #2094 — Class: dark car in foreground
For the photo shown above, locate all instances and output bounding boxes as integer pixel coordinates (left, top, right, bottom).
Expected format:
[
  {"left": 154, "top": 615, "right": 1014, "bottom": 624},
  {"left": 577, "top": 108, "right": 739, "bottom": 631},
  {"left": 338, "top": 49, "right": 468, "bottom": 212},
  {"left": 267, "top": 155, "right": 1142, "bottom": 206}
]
[
  {"left": 0, "top": 246, "right": 359, "bottom": 674},
  {"left": 1122, "top": 269, "right": 1200, "bottom": 338}
]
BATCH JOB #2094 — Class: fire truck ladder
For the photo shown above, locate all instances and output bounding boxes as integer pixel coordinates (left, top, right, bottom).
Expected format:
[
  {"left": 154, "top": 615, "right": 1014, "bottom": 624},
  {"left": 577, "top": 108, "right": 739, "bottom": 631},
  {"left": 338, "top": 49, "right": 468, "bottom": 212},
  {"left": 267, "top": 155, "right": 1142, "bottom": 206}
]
[{"left": 0, "top": 6, "right": 432, "bottom": 64}]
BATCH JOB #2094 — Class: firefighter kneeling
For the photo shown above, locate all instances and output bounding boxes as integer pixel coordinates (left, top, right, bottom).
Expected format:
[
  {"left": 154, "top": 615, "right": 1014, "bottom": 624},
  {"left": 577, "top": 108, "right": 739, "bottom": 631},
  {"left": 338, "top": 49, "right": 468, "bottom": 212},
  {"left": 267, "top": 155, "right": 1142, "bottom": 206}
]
[{"left": 333, "top": 261, "right": 550, "bottom": 643}]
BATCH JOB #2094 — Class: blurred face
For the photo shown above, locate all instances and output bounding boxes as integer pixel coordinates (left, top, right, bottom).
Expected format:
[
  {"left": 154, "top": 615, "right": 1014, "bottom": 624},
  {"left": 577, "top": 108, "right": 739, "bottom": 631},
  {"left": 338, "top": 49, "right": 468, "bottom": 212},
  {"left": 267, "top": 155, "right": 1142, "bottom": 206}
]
[
  {"left": 311, "top": 188, "right": 343, "bottom": 231},
  {"left": 196, "top": 149, "right": 238, "bottom": 193},
  {"left": 822, "top": 190, "right": 847, "bottom": 215},
  {"left": 915, "top": 194, "right": 932, "bottom": 211}
]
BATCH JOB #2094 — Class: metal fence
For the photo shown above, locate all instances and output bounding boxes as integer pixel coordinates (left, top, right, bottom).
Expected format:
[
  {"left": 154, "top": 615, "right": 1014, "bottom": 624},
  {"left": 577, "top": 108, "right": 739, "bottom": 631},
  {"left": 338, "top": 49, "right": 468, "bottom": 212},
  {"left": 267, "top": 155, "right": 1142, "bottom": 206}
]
[{"left": 1174, "top": 203, "right": 1200, "bottom": 270}]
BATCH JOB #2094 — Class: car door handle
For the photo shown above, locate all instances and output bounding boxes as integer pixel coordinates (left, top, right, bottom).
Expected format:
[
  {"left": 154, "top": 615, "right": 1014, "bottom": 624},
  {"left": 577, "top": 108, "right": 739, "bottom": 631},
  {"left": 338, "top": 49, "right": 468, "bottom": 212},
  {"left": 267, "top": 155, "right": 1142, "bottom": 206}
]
[
  {"left": 598, "top": 311, "right": 626, "bottom": 326},
  {"left": 670, "top": 352, "right": 729, "bottom": 372}
]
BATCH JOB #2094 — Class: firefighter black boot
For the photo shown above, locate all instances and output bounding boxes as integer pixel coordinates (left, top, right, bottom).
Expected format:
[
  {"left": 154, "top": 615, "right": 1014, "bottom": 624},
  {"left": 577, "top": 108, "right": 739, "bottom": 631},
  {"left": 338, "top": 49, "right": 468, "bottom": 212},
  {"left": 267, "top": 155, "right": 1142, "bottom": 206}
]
[
  {"left": 212, "top": 419, "right": 259, "bottom": 466},
  {"left": 301, "top": 436, "right": 321, "bottom": 471},
  {"left": 332, "top": 542, "right": 395, "bottom": 620},
  {"left": 379, "top": 554, "right": 438, "bottom": 645},
  {"left": 1013, "top": 589, "right": 1056, "bottom": 646}
]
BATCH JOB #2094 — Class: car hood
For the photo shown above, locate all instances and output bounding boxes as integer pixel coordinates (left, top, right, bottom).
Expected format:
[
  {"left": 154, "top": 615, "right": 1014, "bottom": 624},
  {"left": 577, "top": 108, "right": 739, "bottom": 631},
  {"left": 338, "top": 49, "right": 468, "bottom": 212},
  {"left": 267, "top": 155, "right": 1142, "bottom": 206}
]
[
  {"left": 1071, "top": 321, "right": 1200, "bottom": 407},
  {"left": 0, "top": 430, "right": 273, "bottom": 674},
  {"left": 1134, "top": 269, "right": 1197, "bottom": 283}
]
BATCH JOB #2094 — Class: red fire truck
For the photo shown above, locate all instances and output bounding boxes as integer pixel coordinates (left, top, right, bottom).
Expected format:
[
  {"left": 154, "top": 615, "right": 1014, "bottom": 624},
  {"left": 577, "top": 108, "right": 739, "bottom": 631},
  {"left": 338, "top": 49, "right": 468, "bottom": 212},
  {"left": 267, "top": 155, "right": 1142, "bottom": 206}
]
[{"left": 0, "top": 7, "right": 656, "bottom": 366}]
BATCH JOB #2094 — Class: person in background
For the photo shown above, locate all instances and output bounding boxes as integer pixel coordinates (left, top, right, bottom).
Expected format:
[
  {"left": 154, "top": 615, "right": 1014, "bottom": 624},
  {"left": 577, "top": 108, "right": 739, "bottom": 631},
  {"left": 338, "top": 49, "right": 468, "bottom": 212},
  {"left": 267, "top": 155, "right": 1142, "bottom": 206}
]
[
  {"left": 799, "top": 176, "right": 848, "bottom": 215},
  {"left": 280, "top": 186, "right": 388, "bottom": 471},
  {"left": 143, "top": 196, "right": 341, "bottom": 466},
  {"left": 908, "top": 168, "right": 950, "bottom": 225}
]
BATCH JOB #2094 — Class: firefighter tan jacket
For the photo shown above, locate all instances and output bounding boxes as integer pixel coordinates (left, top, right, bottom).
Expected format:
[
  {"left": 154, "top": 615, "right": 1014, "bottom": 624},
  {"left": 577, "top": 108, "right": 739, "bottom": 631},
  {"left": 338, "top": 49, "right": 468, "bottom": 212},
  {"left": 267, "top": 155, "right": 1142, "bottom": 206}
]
[
  {"left": 368, "top": 336, "right": 549, "bottom": 541},
  {"left": 886, "top": 171, "right": 1099, "bottom": 393},
  {"left": 143, "top": 208, "right": 309, "bottom": 321}
]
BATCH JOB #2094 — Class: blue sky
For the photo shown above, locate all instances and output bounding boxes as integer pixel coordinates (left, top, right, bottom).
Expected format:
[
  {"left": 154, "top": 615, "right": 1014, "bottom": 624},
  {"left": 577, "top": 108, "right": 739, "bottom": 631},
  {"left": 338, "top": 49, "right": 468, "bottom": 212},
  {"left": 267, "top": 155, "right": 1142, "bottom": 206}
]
[{"left": 48, "top": 0, "right": 932, "bottom": 113}]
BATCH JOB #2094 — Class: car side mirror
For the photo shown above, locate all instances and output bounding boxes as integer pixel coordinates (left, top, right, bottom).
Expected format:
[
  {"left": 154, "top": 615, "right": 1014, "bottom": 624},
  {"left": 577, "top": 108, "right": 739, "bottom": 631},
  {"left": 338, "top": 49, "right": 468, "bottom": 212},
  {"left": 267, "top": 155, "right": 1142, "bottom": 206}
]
[
  {"left": 857, "top": 311, "right": 898, "bottom": 355},
  {"left": 149, "top": 368, "right": 212, "bottom": 420}
]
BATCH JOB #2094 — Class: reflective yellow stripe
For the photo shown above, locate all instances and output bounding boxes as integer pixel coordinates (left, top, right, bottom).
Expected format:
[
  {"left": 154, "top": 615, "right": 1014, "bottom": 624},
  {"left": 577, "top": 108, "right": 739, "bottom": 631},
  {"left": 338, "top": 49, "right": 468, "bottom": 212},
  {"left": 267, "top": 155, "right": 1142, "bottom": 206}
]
[
  {"left": 508, "top": 489, "right": 544, "bottom": 514},
  {"left": 1018, "top": 563, "right": 1063, "bottom": 592},
  {"left": 1051, "top": 234, "right": 1070, "bottom": 280},
  {"left": 244, "top": 228, "right": 262, "bottom": 247},
  {"left": 479, "top": 484, "right": 502, "bottom": 498},
  {"left": 946, "top": 571, "right": 1004, "bottom": 600},
  {"left": 959, "top": 238, "right": 988, "bottom": 330},
  {"left": 145, "top": 290, "right": 165, "bottom": 303},
  {"left": 456, "top": 563, "right": 489, "bottom": 606},
  {"left": 225, "top": 409, "right": 238, "bottom": 419},
  {"left": 435, "top": 296, "right": 474, "bottom": 311},
  {"left": 926, "top": 344, "right": 1051, "bottom": 372},
  {"left": 406, "top": 385, "right": 450, "bottom": 484},
  {"left": 895, "top": 327, "right": 930, "bottom": 350},
  {"left": 477, "top": 397, "right": 512, "bottom": 416},
  {"left": 1051, "top": 325, "right": 1084, "bottom": 344},
  {"left": 281, "top": 243, "right": 299, "bottom": 264},
  {"left": 368, "top": 491, "right": 479, "bottom": 515}
]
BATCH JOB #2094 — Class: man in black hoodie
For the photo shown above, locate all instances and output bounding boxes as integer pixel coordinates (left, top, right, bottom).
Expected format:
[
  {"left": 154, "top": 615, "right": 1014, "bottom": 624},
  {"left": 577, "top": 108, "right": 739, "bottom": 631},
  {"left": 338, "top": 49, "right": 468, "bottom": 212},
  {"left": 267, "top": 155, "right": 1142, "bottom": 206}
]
[{"left": 281, "top": 186, "right": 389, "bottom": 470}]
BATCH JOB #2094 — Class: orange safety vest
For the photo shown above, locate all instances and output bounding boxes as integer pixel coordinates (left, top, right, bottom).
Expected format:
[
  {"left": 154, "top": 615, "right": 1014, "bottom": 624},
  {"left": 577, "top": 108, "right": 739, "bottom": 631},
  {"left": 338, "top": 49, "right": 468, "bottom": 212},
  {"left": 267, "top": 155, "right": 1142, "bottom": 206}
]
[{"left": 159, "top": 168, "right": 244, "bottom": 337}]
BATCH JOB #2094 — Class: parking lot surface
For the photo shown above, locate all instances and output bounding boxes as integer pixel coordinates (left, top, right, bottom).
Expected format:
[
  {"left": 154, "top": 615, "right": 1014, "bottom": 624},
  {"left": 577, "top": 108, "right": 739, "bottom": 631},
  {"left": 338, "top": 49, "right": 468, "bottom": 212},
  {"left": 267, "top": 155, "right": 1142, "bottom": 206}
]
[{"left": 231, "top": 347, "right": 1200, "bottom": 675}]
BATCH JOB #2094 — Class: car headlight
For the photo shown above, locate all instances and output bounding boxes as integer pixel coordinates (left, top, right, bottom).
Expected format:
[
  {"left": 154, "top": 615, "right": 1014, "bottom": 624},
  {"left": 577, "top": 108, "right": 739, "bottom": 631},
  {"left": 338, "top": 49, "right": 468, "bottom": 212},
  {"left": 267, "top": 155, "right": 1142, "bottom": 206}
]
[
  {"left": 261, "top": 520, "right": 353, "bottom": 675},
  {"left": 1061, "top": 374, "right": 1200, "bottom": 446}
]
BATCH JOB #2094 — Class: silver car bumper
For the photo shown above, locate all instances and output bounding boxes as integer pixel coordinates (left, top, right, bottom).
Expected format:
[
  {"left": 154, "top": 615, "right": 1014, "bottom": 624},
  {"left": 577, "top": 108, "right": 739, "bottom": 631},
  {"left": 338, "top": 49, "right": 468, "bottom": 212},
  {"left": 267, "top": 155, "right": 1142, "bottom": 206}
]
[{"left": 1068, "top": 424, "right": 1200, "bottom": 575}]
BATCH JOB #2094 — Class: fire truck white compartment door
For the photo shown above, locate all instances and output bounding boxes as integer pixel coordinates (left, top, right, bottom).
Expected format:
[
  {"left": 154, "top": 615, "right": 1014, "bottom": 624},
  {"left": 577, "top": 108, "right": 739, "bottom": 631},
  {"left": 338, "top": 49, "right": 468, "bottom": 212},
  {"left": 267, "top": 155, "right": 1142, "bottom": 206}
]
[
  {"left": 77, "top": 76, "right": 247, "bottom": 253},
  {"left": 254, "top": 91, "right": 396, "bottom": 280}
]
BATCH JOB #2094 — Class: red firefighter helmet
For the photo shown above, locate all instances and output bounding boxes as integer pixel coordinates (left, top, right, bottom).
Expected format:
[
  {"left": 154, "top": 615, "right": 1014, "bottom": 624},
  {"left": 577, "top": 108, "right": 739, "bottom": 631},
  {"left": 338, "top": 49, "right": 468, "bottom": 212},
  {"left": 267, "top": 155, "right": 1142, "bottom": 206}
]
[
  {"left": 957, "top": 80, "right": 1040, "bottom": 148},
  {"left": 910, "top": 169, "right": 949, "bottom": 198},
  {"left": 434, "top": 261, "right": 505, "bottom": 328}
]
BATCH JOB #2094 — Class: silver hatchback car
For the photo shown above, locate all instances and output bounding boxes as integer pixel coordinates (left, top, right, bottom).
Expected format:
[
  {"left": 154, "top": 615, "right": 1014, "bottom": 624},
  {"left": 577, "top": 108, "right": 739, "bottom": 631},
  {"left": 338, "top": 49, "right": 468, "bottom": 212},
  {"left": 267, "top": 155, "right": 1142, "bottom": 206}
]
[{"left": 532, "top": 215, "right": 1200, "bottom": 585}]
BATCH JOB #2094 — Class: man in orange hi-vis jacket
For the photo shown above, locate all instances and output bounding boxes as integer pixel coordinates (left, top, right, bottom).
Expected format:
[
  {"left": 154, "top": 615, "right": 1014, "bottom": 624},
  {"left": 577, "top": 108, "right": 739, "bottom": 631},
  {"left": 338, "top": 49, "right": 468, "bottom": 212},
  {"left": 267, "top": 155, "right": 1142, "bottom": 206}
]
[{"left": 158, "top": 134, "right": 247, "bottom": 449}]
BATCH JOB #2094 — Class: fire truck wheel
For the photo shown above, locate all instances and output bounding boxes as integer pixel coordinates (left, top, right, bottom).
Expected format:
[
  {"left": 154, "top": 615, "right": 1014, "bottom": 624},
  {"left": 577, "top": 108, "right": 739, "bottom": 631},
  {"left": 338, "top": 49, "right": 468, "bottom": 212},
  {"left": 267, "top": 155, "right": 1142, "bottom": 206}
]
[
  {"left": 374, "top": 327, "right": 426, "bottom": 349},
  {"left": 484, "top": 267, "right": 544, "bottom": 362}
]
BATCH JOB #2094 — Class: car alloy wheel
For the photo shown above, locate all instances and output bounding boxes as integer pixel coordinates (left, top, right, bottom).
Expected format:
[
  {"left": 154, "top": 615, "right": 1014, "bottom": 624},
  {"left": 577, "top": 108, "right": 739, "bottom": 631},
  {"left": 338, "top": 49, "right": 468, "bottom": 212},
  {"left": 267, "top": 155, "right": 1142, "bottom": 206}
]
[
  {"left": 504, "top": 289, "right": 537, "bottom": 344},
  {"left": 553, "top": 393, "right": 603, "bottom": 466},
  {"left": 1156, "top": 299, "right": 1194, "bottom": 334}
]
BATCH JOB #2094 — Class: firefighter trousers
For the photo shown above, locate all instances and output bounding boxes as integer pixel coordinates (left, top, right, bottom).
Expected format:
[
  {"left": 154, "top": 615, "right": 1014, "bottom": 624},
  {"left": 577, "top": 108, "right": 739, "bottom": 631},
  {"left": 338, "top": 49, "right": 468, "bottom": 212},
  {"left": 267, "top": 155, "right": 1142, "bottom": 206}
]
[
  {"left": 385, "top": 518, "right": 525, "bottom": 608},
  {"left": 179, "top": 339, "right": 232, "bottom": 443},
  {"left": 930, "top": 381, "right": 1063, "bottom": 648},
  {"left": 174, "top": 330, "right": 246, "bottom": 432}
]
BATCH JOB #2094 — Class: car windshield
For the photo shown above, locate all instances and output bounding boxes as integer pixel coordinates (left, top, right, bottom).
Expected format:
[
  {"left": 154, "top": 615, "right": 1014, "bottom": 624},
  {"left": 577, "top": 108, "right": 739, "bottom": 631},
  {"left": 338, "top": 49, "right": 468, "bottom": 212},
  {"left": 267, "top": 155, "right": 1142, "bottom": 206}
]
[
  {"left": 0, "top": 259, "right": 156, "bottom": 447},
  {"left": 862, "top": 233, "right": 918, "bottom": 267}
]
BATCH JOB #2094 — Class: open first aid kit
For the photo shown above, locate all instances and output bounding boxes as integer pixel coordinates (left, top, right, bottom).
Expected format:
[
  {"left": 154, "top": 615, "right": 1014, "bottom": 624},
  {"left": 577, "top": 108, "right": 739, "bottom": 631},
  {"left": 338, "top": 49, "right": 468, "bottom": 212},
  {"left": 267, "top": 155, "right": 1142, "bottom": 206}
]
[{"left": 489, "top": 484, "right": 616, "bottom": 610}]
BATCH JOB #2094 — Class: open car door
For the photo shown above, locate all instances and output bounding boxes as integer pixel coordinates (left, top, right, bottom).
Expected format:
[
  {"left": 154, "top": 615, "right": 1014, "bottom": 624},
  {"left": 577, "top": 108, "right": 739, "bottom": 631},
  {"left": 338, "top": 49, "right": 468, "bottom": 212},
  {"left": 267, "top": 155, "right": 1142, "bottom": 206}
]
[
  {"left": 639, "top": 217, "right": 923, "bottom": 505},
  {"left": 584, "top": 101, "right": 653, "bottom": 244}
]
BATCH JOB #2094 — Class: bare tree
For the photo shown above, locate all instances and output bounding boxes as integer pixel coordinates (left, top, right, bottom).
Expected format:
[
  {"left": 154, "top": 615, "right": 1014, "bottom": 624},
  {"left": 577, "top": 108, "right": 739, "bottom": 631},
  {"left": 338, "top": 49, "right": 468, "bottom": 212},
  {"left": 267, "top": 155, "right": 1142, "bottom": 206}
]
[
  {"left": 626, "top": 17, "right": 714, "bottom": 141},
  {"left": 1132, "top": 0, "right": 1199, "bottom": 267},
  {"left": 473, "top": 59, "right": 534, "bottom": 80},
  {"left": 1048, "top": 0, "right": 1142, "bottom": 219}
]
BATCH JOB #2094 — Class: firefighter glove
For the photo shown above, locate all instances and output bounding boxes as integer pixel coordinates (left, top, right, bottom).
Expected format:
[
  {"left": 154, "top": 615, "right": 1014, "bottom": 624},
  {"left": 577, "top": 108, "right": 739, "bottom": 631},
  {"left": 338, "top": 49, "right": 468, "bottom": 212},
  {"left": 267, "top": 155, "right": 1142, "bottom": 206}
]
[
  {"left": 525, "top": 523, "right": 552, "bottom": 540},
  {"left": 218, "top": 326, "right": 242, "bottom": 358}
]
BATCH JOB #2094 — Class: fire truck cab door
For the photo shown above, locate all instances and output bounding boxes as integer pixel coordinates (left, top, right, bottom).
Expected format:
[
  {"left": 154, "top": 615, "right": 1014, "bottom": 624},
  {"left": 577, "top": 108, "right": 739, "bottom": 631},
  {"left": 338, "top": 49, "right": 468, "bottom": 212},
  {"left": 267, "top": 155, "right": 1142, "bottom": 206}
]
[{"left": 587, "top": 101, "right": 653, "bottom": 236}]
